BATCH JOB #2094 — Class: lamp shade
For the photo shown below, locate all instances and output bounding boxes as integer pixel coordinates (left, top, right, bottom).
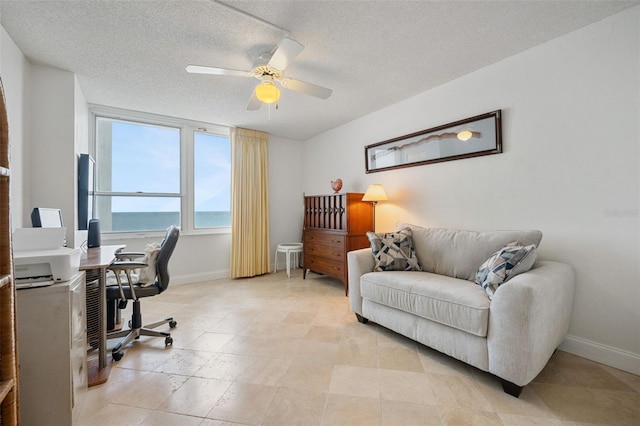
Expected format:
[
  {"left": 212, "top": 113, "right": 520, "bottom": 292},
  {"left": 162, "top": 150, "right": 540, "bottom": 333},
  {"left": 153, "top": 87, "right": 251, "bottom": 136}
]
[
  {"left": 255, "top": 81, "right": 280, "bottom": 104},
  {"left": 362, "top": 184, "right": 388, "bottom": 202}
]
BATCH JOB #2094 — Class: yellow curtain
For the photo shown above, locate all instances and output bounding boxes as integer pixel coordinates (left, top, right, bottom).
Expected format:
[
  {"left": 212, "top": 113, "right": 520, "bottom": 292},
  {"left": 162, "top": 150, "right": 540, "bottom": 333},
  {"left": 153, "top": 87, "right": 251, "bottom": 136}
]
[{"left": 230, "top": 127, "right": 270, "bottom": 278}]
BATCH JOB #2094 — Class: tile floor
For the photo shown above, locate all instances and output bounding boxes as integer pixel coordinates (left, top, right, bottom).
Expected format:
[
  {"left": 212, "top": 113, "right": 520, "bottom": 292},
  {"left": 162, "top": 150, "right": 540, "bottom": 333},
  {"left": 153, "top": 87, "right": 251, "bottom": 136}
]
[{"left": 77, "top": 270, "right": 640, "bottom": 425}]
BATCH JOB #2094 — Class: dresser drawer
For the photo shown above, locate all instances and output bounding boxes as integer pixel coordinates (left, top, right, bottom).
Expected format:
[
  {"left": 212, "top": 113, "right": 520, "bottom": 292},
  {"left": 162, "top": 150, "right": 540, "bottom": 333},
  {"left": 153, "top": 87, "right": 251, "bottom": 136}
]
[
  {"left": 304, "top": 230, "right": 345, "bottom": 246},
  {"left": 304, "top": 255, "right": 344, "bottom": 279},
  {"left": 305, "top": 242, "right": 345, "bottom": 260}
]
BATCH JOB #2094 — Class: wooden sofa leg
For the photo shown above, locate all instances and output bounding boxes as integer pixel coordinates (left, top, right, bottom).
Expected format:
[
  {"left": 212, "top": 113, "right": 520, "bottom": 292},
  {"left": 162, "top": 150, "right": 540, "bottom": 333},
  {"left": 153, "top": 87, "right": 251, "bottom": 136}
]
[
  {"left": 355, "top": 313, "right": 369, "bottom": 324},
  {"left": 501, "top": 379, "right": 523, "bottom": 397}
]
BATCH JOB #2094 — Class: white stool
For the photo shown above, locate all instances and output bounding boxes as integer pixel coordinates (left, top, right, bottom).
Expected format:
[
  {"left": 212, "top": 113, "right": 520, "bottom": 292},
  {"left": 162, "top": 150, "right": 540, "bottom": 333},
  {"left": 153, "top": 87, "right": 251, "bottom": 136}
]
[{"left": 274, "top": 243, "right": 303, "bottom": 278}]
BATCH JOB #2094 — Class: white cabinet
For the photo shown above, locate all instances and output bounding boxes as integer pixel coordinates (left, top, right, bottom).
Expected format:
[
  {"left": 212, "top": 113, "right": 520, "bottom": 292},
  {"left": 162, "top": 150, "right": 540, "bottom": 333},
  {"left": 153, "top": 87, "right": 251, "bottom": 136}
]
[{"left": 17, "top": 272, "right": 88, "bottom": 425}]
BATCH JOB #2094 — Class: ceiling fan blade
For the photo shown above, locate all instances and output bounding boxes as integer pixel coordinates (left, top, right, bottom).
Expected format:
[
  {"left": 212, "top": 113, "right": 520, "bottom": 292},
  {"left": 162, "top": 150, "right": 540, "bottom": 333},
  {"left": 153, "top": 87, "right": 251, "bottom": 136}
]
[
  {"left": 268, "top": 38, "right": 304, "bottom": 71},
  {"left": 185, "top": 65, "right": 252, "bottom": 77},
  {"left": 246, "top": 90, "right": 262, "bottom": 110},
  {"left": 280, "top": 78, "right": 332, "bottom": 99}
]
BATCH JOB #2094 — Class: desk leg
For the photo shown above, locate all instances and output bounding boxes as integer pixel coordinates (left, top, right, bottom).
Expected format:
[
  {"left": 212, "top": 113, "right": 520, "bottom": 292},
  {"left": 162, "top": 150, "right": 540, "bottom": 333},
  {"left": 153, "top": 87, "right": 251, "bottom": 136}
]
[
  {"left": 86, "top": 266, "right": 111, "bottom": 387},
  {"left": 99, "top": 266, "right": 107, "bottom": 369}
]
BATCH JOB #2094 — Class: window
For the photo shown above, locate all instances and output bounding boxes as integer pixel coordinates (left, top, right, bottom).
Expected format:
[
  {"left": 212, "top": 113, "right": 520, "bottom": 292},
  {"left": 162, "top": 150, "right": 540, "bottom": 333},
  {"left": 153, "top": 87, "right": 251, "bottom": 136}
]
[
  {"left": 194, "top": 132, "right": 231, "bottom": 228},
  {"left": 92, "top": 107, "right": 230, "bottom": 234}
]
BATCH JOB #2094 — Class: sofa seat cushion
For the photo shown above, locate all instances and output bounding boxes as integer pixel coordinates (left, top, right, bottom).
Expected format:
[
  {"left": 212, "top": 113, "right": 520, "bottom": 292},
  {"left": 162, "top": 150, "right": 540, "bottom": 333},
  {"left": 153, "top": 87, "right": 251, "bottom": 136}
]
[{"left": 360, "top": 271, "right": 491, "bottom": 337}]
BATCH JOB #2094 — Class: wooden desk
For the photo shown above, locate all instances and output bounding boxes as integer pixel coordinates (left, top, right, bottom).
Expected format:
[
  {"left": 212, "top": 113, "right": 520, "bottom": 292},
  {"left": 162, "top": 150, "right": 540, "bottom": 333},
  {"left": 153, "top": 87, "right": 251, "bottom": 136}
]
[{"left": 79, "top": 244, "right": 124, "bottom": 386}]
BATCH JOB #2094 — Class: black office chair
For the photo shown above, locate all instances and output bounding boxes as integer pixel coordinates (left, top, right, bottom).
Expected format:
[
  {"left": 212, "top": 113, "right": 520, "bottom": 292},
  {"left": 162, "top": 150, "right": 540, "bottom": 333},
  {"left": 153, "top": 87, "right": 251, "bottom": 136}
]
[{"left": 106, "top": 225, "right": 179, "bottom": 361}]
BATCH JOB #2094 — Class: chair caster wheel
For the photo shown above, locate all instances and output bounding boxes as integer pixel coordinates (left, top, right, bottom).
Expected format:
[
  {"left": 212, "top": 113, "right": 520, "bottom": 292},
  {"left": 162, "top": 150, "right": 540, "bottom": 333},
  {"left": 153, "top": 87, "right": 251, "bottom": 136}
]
[
  {"left": 169, "top": 320, "right": 177, "bottom": 328},
  {"left": 112, "top": 351, "right": 124, "bottom": 361},
  {"left": 165, "top": 336, "right": 173, "bottom": 346}
]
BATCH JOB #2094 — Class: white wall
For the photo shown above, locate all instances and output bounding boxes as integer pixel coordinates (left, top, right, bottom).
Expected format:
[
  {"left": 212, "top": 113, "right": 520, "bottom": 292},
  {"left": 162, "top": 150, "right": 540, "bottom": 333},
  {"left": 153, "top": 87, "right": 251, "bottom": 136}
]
[
  {"left": 29, "top": 65, "right": 78, "bottom": 246},
  {"left": 1, "top": 43, "right": 90, "bottom": 248},
  {"left": 0, "top": 26, "right": 29, "bottom": 228},
  {"left": 74, "top": 76, "right": 89, "bottom": 236},
  {"left": 302, "top": 7, "right": 640, "bottom": 374},
  {"left": 268, "top": 134, "right": 304, "bottom": 263}
]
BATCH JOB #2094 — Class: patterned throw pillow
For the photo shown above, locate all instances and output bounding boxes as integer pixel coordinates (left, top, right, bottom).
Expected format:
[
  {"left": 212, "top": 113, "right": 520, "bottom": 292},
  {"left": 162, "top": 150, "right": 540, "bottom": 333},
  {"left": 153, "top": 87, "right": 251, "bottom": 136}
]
[
  {"left": 367, "top": 227, "right": 422, "bottom": 272},
  {"left": 476, "top": 242, "right": 537, "bottom": 299}
]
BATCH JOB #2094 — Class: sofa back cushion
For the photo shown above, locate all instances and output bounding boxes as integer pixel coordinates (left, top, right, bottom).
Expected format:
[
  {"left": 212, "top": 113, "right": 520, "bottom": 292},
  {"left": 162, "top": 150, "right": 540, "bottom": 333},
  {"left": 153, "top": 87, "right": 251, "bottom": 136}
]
[{"left": 397, "top": 224, "right": 543, "bottom": 282}]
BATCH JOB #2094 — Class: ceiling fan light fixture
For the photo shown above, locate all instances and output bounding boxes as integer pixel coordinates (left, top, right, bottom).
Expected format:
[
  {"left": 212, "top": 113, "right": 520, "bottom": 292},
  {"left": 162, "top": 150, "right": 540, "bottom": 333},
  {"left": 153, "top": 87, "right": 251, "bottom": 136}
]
[{"left": 255, "top": 81, "right": 280, "bottom": 104}]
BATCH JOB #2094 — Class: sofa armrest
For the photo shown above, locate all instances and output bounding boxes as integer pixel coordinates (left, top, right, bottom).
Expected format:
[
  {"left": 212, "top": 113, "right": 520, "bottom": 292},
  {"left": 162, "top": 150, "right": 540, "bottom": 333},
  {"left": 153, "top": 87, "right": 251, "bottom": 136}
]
[
  {"left": 488, "top": 260, "right": 575, "bottom": 386},
  {"left": 347, "top": 248, "right": 375, "bottom": 315}
]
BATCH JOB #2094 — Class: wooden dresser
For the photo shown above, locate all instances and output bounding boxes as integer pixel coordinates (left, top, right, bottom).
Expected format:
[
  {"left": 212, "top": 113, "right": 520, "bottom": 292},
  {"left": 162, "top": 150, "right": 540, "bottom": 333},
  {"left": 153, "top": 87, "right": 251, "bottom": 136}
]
[{"left": 303, "top": 193, "right": 374, "bottom": 295}]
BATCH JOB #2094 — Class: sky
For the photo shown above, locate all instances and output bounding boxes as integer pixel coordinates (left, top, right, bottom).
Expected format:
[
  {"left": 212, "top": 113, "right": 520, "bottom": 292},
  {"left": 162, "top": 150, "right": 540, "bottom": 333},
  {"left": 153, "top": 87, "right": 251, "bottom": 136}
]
[{"left": 106, "top": 120, "right": 230, "bottom": 213}]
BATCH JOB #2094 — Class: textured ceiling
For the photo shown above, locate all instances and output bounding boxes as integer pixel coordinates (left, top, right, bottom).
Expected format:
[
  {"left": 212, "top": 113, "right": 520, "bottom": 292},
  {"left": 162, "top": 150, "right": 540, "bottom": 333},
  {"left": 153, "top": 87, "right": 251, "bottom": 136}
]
[{"left": 1, "top": 1, "right": 637, "bottom": 140}]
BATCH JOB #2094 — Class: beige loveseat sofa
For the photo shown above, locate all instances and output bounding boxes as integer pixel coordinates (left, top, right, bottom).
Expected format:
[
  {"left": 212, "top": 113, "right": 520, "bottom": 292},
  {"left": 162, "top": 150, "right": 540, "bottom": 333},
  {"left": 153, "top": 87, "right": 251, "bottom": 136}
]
[{"left": 347, "top": 224, "right": 575, "bottom": 397}]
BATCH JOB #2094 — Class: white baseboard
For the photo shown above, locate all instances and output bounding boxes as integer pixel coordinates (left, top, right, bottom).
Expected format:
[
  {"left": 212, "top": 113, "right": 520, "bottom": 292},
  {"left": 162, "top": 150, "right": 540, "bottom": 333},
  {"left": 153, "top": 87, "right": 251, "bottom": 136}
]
[
  {"left": 559, "top": 335, "right": 640, "bottom": 375},
  {"left": 171, "top": 270, "right": 229, "bottom": 286}
]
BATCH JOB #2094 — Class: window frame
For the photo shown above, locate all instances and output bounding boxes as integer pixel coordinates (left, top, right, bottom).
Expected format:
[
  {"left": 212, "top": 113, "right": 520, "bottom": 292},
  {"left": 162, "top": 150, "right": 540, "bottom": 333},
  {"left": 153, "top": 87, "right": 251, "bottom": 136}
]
[{"left": 89, "top": 104, "right": 231, "bottom": 238}]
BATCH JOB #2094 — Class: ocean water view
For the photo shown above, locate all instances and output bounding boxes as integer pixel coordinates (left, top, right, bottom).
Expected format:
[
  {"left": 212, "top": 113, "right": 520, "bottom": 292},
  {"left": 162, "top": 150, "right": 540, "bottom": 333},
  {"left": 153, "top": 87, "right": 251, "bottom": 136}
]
[{"left": 112, "top": 211, "right": 230, "bottom": 231}]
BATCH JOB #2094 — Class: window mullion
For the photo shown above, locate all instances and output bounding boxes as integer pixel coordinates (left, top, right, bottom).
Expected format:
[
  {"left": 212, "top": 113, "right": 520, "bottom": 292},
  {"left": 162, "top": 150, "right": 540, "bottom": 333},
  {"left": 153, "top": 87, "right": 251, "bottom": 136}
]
[{"left": 182, "top": 125, "right": 192, "bottom": 232}]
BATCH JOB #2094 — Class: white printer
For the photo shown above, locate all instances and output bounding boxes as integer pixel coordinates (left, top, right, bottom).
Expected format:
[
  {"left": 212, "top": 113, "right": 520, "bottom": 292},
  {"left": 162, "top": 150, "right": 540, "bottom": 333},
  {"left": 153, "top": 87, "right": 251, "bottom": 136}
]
[{"left": 12, "top": 228, "right": 81, "bottom": 288}]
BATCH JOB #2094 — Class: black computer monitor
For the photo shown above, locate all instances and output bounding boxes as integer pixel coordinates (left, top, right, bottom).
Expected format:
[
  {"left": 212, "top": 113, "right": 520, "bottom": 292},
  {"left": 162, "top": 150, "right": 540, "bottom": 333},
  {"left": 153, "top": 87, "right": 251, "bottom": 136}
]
[
  {"left": 78, "top": 153, "right": 95, "bottom": 230},
  {"left": 31, "top": 207, "right": 64, "bottom": 228}
]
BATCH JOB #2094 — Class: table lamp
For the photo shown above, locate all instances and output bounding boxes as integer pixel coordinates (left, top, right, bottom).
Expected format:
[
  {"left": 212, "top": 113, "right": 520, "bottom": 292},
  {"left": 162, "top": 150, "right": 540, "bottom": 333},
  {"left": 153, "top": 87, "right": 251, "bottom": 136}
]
[{"left": 362, "top": 184, "right": 388, "bottom": 231}]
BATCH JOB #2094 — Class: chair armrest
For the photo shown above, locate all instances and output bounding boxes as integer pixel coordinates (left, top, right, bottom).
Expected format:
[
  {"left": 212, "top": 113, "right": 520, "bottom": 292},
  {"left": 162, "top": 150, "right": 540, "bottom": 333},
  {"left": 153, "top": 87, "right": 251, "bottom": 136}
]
[
  {"left": 108, "top": 261, "right": 148, "bottom": 301},
  {"left": 347, "top": 248, "right": 375, "bottom": 315},
  {"left": 109, "top": 261, "right": 148, "bottom": 272},
  {"left": 109, "top": 261, "right": 148, "bottom": 286},
  {"left": 115, "top": 252, "right": 145, "bottom": 261},
  {"left": 487, "top": 260, "right": 575, "bottom": 386}
]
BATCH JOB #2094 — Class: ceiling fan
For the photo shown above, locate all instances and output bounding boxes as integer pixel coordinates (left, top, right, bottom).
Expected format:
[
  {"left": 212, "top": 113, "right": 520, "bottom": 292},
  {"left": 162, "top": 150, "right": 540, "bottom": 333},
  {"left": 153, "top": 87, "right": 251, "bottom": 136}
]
[{"left": 186, "top": 38, "right": 332, "bottom": 110}]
